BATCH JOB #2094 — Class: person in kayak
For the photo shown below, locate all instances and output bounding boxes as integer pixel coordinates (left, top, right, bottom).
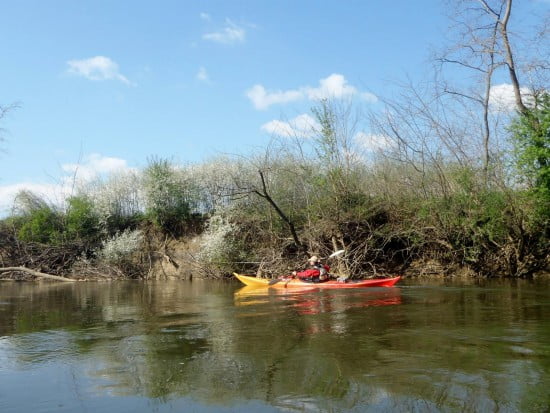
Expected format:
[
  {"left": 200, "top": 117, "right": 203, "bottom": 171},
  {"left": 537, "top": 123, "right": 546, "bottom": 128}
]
[{"left": 292, "top": 256, "right": 330, "bottom": 283}]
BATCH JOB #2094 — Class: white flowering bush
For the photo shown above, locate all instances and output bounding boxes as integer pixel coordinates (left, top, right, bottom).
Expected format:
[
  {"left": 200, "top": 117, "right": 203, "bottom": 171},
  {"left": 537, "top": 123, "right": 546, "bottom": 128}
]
[
  {"left": 185, "top": 157, "right": 241, "bottom": 212},
  {"left": 84, "top": 170, "right": 143, "bottom": 232},
  {"left": 142, "top": 158, "right": 194, "bottom": 233},
  {"left": 198, "top": 213, "right": 243, "bottom": 268},
  {"left": 98, "top": 229, "right": 143, "bottom": 264}
]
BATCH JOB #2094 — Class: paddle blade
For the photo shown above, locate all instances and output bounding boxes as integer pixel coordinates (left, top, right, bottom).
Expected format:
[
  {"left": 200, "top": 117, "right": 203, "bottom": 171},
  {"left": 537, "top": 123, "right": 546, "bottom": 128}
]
[{"left": 328, "top": 249, "right": 345, "bottom": 258}]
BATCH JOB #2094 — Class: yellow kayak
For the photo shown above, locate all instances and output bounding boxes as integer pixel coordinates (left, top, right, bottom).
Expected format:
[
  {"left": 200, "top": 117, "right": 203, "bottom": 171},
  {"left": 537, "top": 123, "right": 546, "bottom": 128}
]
[{"left": 233, "top": 273, "right": 401, "bottom": 289}]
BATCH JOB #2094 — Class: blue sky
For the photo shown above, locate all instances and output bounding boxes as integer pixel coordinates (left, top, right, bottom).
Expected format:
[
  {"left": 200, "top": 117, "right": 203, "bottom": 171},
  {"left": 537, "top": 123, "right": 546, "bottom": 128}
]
[{"left": 0, "top": 0, "right": 548, "bottom": 215}]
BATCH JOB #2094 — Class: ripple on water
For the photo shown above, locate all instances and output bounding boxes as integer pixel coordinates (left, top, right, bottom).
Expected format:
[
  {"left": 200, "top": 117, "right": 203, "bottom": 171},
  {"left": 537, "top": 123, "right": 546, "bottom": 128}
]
[{"left": 0, "top": 330, "right": 79, "bottom": 367}]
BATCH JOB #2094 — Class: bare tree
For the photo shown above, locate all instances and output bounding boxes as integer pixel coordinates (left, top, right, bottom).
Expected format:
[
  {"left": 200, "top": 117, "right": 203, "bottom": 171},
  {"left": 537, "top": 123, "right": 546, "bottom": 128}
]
[
  {"left": 224, "top": 149, "right": 309, "bottom": 255},
  {"left": 446, "top": 1, "right": 530, "bottom": 110},
  {"left": 480, "top": 0, "right": 528, "bottom": 113},
  {"left": 0, "top": 102, "right": 19, "bottom": 154},
  {"left": 435, "top": 0, "right": 550, "bottom": 183},
  {"left": 369, "top": 78, "right": 481, "bottom": 199},
  {"left": 437, "top": 1, "right": 506, "bottom": 180}
]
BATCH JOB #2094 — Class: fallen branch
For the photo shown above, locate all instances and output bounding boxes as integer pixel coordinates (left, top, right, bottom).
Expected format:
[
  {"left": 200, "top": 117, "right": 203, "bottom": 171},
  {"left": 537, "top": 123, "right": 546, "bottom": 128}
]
[{"left": 0, "top": 267, "right": 76, "bottom": 282}]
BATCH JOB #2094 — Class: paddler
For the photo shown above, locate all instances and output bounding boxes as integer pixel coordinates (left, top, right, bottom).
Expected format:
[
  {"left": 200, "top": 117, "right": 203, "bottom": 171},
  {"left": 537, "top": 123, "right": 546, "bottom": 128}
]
[{"left": 292, "top": 256, "right": 330, "bottom": 283}]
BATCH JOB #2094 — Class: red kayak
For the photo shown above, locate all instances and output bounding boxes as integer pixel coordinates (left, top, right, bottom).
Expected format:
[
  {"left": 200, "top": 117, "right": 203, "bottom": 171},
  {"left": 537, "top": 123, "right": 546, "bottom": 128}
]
[{"left": 233, "top": 273, "right": 401, "bottom": 289}]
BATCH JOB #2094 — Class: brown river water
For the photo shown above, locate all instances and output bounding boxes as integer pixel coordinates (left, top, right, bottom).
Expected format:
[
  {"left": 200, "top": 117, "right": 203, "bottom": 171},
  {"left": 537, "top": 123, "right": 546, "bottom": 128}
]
[{"left": 0, "top": 278, "right": 549, "bottom": 412}]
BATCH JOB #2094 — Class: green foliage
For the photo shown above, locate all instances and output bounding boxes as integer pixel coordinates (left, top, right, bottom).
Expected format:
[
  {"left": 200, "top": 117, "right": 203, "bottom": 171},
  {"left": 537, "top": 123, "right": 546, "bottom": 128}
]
[
  {"left": 416, "top": 166, "right": 511, "bottom": 265},
  {"left": 13, "top": 192, "right": 102, "bottom": 245},
  {"left": 509, "top": 94, "right": 550, "bottom": 236},
  {"left": 65, "top": 196, "right": 100, "bottom": 242},
  {"left": 18, "top": 206, "right": 64, "bottom": 244},
  {"left": 11, "top": 190, "right": 64, "bottom": 244},
  {"left": 143, "top": 158, "right": 192, "bottom": 234},
  {"left": 510, "top": 94, "right": 550, "bottom": 199}
]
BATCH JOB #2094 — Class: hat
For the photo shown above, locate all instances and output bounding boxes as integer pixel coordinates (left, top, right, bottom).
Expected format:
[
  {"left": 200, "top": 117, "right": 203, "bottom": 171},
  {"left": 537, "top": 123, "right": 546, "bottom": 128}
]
[{"left": 308, "top": 256, "right": 319, "bottom": 263}]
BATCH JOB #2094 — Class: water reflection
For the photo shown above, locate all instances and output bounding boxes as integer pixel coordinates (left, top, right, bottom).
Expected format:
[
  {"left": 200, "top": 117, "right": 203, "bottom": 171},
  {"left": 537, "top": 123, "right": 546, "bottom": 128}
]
[
  {"left": 0, "top": 279, "right": 549, "bottom": 412},
  {"left": 234, "top": 286, "right": 402, "bottom": 315}
]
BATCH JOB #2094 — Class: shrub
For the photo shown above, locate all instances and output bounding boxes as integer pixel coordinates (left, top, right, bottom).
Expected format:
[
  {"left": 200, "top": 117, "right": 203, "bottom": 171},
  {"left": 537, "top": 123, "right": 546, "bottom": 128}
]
[
  {"left": 85, "top": 171, "right": 143, "bottom": 234},
  {"left": 18, "top": 206, "right": 63, "bottom": 244},
  {"left": 510, "top": 94, "right": 550, "bottom": 199},
  {"left": 98, "top": 229, "right": 143, "bottom": 265},
  {"left": 198, "top": 213, "right": 246, "bottom": 273},
  {"left": 142, "top": 158, "right": 192, "bottom": 234},
  {"left": 65, "top": 195, "right": 100, "bottom": 242},
  {"left": 11, "top": 190, "right": 63, "bottom": 244}
]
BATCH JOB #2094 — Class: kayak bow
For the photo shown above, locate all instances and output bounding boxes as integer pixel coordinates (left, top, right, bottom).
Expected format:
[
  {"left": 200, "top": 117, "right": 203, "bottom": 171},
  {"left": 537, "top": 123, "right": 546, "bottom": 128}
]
[{"left": 233, "top": 273, "right": 400, "bottom": 289}]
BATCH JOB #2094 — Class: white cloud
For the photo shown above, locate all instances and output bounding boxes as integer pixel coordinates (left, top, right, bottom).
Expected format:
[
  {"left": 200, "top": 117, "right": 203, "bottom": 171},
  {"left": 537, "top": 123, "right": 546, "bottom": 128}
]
[
  {"left": 354, "top": 132, "right": 393, "bottom": 152},
  {"left": 360, "top": 91, "right": 379, "bottom": 103},
  {"left": 67, "top": 56, "right": 132, "bottom": 85},
  {"left": 61, "top": 153, "right": 131, "bottom": 182},
  {"left": 196, "top": 66, "right": 210, "bottom": 83},
  {"left": 203, "top": 19, "right": 245, "bottom": 44},
  {"left": 489, "top": 83, "right": 534, "bottom": 112},
  {"left": 246, "top": 74, "right": 378, "bottom": 110},
  {"left": 305, "top": 74, "right": 356, "bottom": 100},
  {"left": 200, "top": 12, "right": 211, "bottom": 21},
  {"left": 261, "top": 114, "right": 320, "bottom": 138},
  {"left": 247, "top": 85, "right": 303, "bottom": 110},
  {"left": 0, "top": 154, "right": 133, "bottom": 217},
  {"left": 0, "top": 182, "right": 65, "bottom": 216}
]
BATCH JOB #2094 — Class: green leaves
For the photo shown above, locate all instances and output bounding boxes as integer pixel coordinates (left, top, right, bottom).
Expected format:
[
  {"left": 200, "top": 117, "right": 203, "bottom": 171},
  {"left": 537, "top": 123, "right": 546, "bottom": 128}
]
[
  {"left": 509, "top": 94, "right": 550, "bottom": 233},
  {"left": 18, "top": 206, "right": 63, "bottom": 244},
  {"left": 142, "top": 158, "right": 192, "bottom": 235},
  {"left": 65, "top": 196, "right": 100, "bottom": 242},
  {"left": 510, "top": 94, "right": 550, "bottom": 198}
]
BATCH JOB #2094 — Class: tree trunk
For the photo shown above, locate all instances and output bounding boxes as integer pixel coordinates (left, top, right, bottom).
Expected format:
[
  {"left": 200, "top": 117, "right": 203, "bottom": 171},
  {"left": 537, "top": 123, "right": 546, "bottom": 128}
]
[
  {"left": 255, "top": 170, "right": 308, "bottom": 255},
  {"left": 499, "top": 0, "right": 528, "bottom": 114},
  {"left": 0, "top": 267, "right": 76, "bottom": 282}
]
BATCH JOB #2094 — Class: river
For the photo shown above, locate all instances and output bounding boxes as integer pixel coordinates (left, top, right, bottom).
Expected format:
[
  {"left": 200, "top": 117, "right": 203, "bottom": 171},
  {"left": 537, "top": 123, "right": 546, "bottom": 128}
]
[{"left": 1, "top": 278, "right": 549, "bottom": 412}]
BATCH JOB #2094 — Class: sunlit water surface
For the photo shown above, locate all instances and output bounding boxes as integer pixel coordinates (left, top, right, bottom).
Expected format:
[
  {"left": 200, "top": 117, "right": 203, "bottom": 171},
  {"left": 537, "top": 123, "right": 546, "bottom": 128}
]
[{"left": 1, "top": 278, "right": 549, "bottom": 412}]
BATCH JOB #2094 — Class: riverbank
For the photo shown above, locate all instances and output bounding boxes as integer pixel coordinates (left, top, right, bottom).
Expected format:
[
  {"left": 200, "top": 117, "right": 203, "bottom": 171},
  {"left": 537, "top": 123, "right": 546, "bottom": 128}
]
[{"left": 1, "top": 232, "right": 548, "bottom": 282}]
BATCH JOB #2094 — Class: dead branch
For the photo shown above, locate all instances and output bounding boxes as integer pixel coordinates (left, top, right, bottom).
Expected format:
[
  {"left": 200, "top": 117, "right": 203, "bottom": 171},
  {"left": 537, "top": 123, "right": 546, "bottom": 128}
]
[{"left": 0, "top": 266, "right": 76, "bottom": 282}]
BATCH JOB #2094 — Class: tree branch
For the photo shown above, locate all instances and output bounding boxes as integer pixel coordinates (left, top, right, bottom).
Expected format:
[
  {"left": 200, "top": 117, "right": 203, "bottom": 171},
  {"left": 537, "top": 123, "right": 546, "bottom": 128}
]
[
  {"left": 0, "top": 267, "right": 76, "bottom": 282},
  {"left": 255, "top": 170, "right": 307, "bottom": 254}
]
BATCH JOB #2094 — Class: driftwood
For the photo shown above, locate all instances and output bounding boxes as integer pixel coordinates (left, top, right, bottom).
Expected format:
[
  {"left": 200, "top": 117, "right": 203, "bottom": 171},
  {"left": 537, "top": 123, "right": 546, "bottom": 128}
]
[{"left": 0, "top": 267, "right": 76, "bottom": 282}]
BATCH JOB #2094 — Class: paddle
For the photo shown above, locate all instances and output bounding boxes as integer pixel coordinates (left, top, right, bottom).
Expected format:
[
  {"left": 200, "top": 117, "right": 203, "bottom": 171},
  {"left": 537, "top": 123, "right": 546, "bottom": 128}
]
[{"left": 268, "top": 249, "right": 345, "bottom": 285}]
